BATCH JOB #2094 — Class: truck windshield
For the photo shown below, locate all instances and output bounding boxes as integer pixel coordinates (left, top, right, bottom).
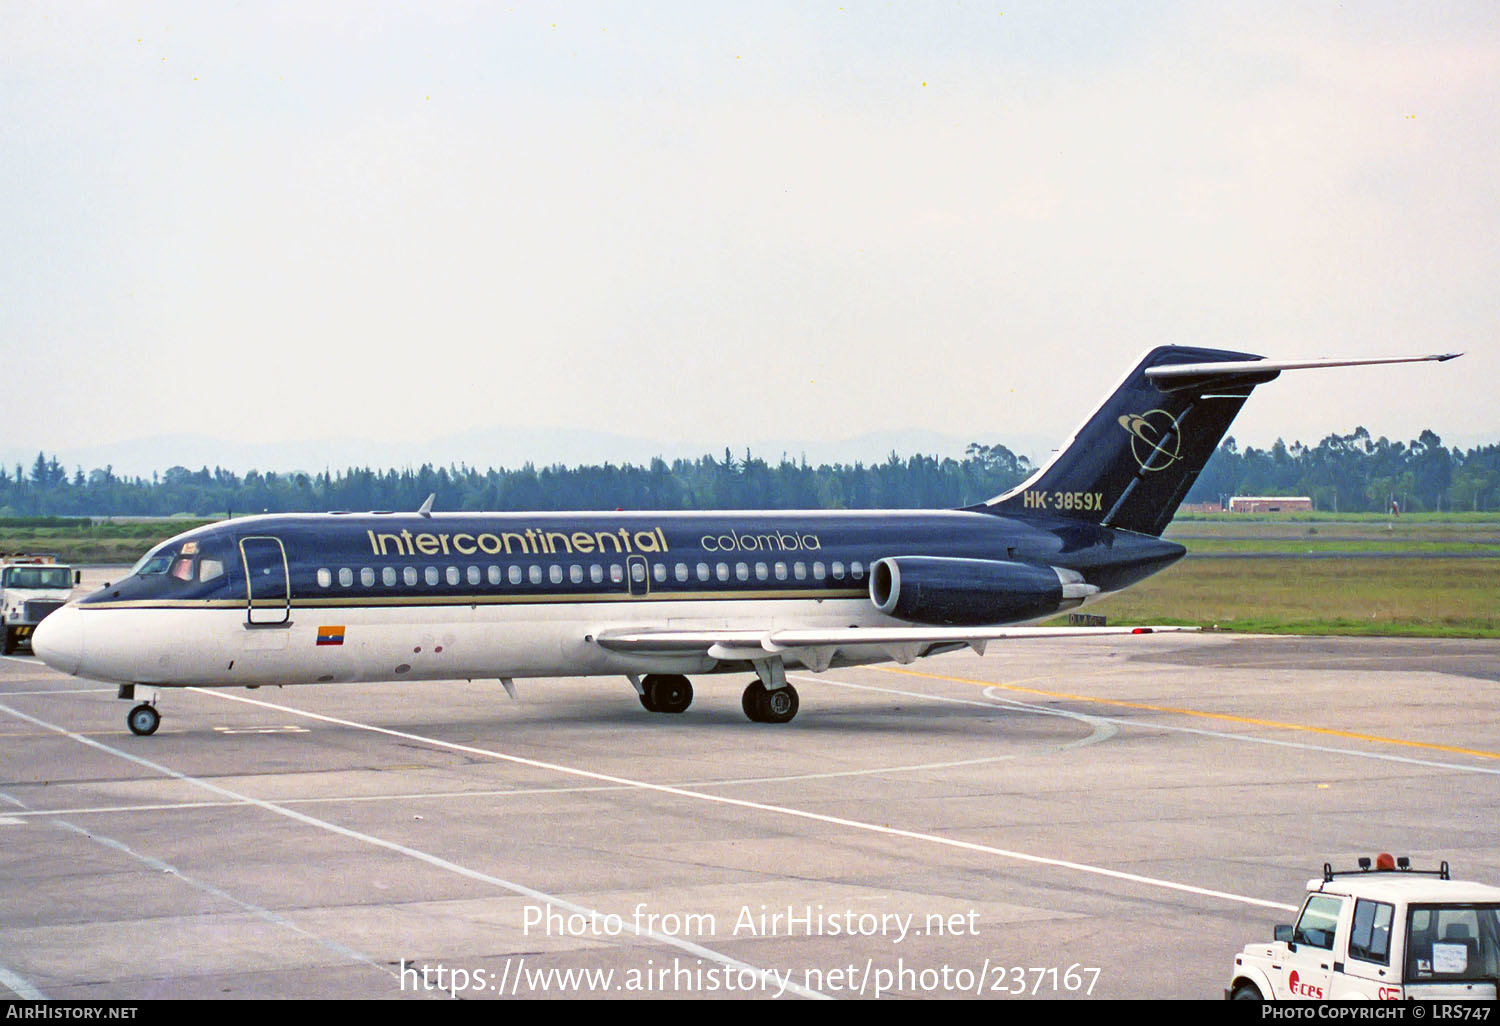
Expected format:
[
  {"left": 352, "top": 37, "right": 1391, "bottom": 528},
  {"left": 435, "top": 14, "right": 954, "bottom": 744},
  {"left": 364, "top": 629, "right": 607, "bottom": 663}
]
[
  {"left": 2, "top": 567, "right": 71, "bottom": 589},
  {"left": 1405, "top": 904, "right": 1500, "bottom": 983}
]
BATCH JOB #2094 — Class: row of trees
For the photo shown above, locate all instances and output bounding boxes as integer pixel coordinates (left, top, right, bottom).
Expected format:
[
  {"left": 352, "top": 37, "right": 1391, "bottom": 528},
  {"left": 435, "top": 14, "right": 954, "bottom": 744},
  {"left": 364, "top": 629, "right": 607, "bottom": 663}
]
[
  {"left": 1188, "top": 428, "right": 1500, "bottom": 513},
  {"left": 1, "top": 430, "right": 1496, "bottom": 517}
]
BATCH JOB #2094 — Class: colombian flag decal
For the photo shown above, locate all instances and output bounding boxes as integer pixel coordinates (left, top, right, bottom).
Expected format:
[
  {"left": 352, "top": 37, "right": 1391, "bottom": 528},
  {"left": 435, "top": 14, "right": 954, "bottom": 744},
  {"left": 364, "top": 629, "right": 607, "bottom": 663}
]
[{"left": 316, "top": 625, "right": 346, "bottom": 646}]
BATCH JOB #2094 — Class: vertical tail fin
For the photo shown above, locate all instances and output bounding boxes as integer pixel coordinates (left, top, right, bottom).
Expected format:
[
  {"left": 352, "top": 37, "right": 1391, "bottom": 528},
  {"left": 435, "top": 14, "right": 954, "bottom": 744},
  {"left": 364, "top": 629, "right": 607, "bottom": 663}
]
[{"left": 982, "top": 346, "right": 1268, "bottom": 537}]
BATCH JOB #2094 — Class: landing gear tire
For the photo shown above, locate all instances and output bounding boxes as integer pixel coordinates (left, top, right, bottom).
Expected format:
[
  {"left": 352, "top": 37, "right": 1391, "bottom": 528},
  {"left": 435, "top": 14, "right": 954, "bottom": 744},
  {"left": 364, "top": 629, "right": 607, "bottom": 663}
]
[
  {"left": 127, "top": 704, "right": 160, "bottom": 736},
  {"left": 742, "top": 680, "right": 798, "bottom": 724},
  {"left": 640, "top": 674, "right": 693, "bottom": 714}
]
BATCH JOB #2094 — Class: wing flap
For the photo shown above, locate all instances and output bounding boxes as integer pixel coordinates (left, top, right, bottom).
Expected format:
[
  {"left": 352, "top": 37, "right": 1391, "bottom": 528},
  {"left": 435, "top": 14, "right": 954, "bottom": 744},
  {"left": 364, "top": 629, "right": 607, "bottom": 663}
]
[{"left": 595, "top": 624, "right": 1198, "bottom": 659}]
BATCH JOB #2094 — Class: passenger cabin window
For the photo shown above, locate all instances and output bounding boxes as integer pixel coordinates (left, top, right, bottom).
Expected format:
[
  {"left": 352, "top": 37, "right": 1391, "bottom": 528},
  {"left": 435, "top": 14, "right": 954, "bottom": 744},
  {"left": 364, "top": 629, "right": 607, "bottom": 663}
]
[
  {"left": 317, "top": 568, "right": 332, "bottom": 588},
  {"left": 338, "top": 568, "right": 353, "bottom": 587},
  {"left": 361, "top": 568, "right": 375, "bottom": 587},
  {"left": 383, "top": 567, "right": 397, "bottom": 587}
]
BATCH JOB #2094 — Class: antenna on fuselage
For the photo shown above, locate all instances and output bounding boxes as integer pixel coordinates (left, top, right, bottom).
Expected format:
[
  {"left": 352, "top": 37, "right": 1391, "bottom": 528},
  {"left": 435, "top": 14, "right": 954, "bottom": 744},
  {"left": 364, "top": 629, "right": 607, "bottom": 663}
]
[{"left": 417, "top": 493, "right": 435, "bottom": 518}]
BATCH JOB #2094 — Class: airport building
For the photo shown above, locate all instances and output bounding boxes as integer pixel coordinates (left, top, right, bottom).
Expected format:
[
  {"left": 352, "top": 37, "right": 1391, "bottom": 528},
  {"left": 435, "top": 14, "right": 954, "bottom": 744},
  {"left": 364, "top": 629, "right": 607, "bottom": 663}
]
[{"left": 1227, "top": 495, "right": 1313, "bottom": 513}]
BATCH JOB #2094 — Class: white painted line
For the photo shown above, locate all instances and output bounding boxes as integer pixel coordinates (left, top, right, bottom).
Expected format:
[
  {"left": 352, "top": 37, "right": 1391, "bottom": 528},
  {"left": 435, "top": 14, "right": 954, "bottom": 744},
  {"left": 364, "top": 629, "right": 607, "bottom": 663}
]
[
  {"left": 0, "top": 817, "right": 25, "bottom": 826},
  {"left": 797, "top": 672, "right": 1500, "bottom": 777},
  {"left": 190, "top": 688, "right": 1298, "bottom": 913},
  {"left": 0, "top": 787, "right": 390, "bottom": 981},
  {"left": 0, "top": 700, "right": 827, "bottom": 1000},
  {"left": 0, "top": 961, "right": 46, "bottom": 1000}
]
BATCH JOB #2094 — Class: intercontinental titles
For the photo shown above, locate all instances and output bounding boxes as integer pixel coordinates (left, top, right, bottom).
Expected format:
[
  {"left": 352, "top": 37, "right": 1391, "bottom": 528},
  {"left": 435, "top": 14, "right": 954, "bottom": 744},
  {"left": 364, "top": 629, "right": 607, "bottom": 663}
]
[
  {"left": 367, "top": 526, "right": 669, "bottom": 558},
  {"left": 365, "top": 525, "right": 824, "bottom": 559}
]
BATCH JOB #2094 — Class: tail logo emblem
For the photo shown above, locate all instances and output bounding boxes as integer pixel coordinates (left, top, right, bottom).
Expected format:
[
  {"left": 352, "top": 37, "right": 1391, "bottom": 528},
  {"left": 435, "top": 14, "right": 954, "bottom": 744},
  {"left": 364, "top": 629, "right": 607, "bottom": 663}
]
[{"left": 1118, "top": 410, "right": 1183, "bottom": 471}]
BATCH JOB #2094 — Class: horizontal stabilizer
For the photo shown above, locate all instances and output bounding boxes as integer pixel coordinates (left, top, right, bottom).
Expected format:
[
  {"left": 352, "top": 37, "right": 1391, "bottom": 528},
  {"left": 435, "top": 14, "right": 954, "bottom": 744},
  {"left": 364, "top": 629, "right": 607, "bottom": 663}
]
[{"left": 1145, "top": 353, "right": 1461, "bottom": 393}]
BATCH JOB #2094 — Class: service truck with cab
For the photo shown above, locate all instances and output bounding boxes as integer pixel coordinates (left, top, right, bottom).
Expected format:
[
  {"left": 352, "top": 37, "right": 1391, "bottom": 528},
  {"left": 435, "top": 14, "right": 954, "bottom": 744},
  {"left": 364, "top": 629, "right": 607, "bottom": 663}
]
[
  {"left": 1, "top": 555, "right": 78, "bottom": 654},
  {"left": 1228, "top": 855, "right": 1500, "bottom": 1000}
]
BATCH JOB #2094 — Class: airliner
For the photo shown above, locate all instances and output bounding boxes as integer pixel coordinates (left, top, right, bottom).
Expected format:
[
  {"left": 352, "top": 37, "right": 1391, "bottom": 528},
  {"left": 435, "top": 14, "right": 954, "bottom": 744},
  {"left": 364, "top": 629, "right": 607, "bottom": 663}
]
[{"left": 31, "top": 346, "right": 1456, "bottom": 735}]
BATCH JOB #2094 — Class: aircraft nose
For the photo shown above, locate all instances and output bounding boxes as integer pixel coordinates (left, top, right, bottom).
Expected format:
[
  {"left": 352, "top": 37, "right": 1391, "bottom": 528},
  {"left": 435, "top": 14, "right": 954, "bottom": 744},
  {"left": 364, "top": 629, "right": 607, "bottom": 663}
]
[{"left": 31, "top": 605, "right": 84, "bottom": 676}]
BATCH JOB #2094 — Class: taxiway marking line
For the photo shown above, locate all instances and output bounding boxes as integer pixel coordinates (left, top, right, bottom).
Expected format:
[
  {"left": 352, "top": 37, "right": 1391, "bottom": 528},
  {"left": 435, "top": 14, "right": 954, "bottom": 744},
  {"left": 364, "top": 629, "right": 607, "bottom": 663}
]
[
  {"left": 0, "top": 787, "right": 393, "bottom": 982},
  {"left": 192, "top": 688, "right": 1297, "bottom": 912},
  {"left": 0, "top": 962, "right": 46, "bottom": 1000},
  {"left": 0, "top": 700, "right": 827, "bottom": 1001},
  {"left": 875, "top": 667, "right": 1500, "bottom": 762},
  {"left": 799, "top": 675, "right": 1500, "bottom": 777}
]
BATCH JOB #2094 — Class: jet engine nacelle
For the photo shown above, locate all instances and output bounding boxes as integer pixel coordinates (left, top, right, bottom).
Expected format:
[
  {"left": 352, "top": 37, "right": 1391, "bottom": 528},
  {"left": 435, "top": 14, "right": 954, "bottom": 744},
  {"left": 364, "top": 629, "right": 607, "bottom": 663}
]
[{"left": 870, "top": 556, "right": 1091, "bottom": 626}]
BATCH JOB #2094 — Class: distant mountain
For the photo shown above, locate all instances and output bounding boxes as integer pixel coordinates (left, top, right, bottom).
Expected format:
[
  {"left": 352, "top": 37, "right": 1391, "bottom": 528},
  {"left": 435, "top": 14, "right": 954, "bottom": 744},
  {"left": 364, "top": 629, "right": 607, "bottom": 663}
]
[{"left": 0, "top": 427, "right": 1059, "bottom": 481}]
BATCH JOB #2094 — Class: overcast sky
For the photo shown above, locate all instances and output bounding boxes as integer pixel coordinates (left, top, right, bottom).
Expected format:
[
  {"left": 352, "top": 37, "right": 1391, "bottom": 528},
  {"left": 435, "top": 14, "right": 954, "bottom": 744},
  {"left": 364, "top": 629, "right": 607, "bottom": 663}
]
[{"left": 4, "top": 2, "right": 1496, "bottom": 472}]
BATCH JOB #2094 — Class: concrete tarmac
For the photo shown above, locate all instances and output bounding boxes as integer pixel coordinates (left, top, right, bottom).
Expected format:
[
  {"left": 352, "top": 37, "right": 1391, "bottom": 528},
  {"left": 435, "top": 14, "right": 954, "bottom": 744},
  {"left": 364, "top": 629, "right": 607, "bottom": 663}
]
[{"left": 0, "top": 631, "right": 1496, "bottom": 1000}]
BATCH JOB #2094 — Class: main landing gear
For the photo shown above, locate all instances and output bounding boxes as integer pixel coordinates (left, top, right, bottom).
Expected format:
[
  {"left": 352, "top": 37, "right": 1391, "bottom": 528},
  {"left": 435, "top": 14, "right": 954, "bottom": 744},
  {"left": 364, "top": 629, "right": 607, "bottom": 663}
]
[
  {"left": 638, "top": 673, "right": 694, "bottom": 714},
  {"left": 629, "top": 673, "right": 800, "bottom": 723},
  {"left": 741, "top": 679, "right": 799, "bottom": 724}
]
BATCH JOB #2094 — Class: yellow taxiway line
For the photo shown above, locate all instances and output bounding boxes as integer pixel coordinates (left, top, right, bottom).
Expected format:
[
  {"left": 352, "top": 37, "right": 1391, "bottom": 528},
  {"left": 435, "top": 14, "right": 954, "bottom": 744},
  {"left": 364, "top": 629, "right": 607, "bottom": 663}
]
[{"left": 875, "top": 666, "right": 1500, "bottom": 762}]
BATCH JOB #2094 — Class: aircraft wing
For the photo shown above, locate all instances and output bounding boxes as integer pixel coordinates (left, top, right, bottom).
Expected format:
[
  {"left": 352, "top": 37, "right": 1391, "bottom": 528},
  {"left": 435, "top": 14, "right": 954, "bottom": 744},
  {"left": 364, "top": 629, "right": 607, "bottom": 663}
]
[{"left": 594, "top": 624, "right": 1198, "bottom": 670}]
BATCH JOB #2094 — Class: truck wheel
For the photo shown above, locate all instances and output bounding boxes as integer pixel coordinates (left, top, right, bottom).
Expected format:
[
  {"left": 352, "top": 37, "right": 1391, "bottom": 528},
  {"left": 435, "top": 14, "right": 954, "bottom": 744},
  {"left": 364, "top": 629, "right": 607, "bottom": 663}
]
[
  {"left": 1, "top": 627, "right": 14, "bottom": 656},
  {"left": 1232, "top": 983, "right": 1263, "bottom": 1001}
]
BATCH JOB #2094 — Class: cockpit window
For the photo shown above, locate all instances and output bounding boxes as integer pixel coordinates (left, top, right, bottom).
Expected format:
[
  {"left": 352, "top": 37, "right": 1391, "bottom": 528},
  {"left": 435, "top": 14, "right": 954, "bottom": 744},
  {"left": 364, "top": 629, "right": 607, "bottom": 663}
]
[
  {"left": 129, "top": 538, "right": 228, "bottom": 586},
  {"left": 130, "top": 547, "right": 175, "bottom": 577}
]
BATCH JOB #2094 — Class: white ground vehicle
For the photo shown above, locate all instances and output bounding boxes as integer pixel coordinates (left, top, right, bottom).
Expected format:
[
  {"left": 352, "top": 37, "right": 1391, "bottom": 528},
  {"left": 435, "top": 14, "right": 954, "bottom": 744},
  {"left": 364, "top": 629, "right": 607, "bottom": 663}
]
[
  {"left": 0, "top": 555, "right": 78, "bottom": 655},
  {"left": 1228, "top": 855, "right": 1500, "bottom": 1000}
]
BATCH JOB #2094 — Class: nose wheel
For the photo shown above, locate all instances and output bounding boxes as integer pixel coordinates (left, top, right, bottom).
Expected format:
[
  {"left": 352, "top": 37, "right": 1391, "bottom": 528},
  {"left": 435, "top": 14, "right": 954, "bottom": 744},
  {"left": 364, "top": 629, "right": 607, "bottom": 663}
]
[{"left": 127, "top": 703, "right": 160, "bottom": 736}]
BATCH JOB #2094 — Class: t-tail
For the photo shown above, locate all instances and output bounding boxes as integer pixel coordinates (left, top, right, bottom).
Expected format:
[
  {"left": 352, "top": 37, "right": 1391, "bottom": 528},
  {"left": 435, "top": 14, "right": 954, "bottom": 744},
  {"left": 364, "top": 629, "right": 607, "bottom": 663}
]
[{"left": 981, "top": 346, "right": 1461, "bottom": 538}]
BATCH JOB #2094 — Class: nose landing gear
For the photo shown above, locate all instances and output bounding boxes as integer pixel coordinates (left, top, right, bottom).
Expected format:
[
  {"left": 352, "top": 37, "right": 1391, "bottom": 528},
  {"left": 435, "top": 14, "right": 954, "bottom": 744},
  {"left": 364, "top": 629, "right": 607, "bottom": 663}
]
[
  {"left": 127, "top": 703, "right": 161, "bottom": 736},
  {"left": 120, "top": 684, "right": 161, "bottom": 736}
]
